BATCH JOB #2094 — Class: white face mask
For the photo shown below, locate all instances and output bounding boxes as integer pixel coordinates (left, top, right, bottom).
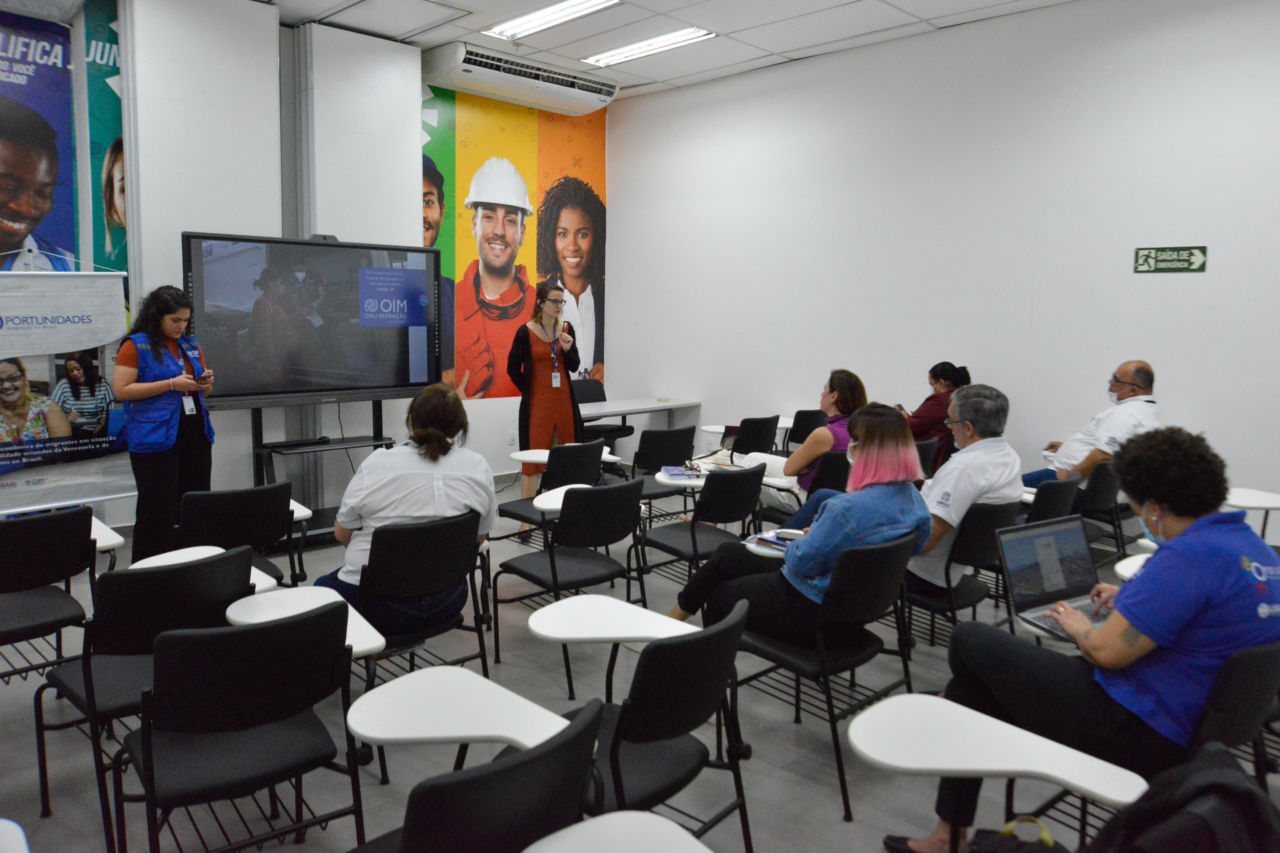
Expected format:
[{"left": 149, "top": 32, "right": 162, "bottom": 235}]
[{"left": 1107, "top": 391, "right": 1119, "bottom": 404}]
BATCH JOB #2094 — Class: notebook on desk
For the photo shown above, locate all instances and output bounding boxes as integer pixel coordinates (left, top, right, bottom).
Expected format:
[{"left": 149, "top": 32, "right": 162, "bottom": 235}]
[{"left": 997, "top": 515, "right": 1111, "bottom": 642}]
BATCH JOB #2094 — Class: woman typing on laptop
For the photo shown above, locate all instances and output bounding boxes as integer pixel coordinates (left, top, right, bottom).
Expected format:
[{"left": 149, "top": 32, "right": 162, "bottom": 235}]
[{"left": 884, "top": 426, "right": 1280, "bottom": 853}]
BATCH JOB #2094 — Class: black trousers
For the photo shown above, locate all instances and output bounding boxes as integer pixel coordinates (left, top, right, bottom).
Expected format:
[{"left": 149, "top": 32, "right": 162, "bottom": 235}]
[
  {"left": 679, "top": 542, "right": 858, "bottom": 647},
  {"left": 935, "top": 622, "right": 1187, "bottom": 827},
  {"left": 128, "top": 412, "right": 212, "bottom": 562}
]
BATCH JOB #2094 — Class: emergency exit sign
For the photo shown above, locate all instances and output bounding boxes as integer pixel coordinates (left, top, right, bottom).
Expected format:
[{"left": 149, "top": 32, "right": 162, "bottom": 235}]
[{"left": 1134, "top": 246, "right": 1207, "bottom": 273}]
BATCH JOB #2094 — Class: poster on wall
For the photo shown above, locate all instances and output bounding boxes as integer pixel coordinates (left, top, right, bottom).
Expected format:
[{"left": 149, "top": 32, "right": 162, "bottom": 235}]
[
  {"left": 0, "top": 273, "right": 129, "bottom": 508},
  {"left": 84, "top": 0, "right": 127, "bottom": 274},
  {"left": 0, "top": 6, "right": 134, "bottom": 511},
  {"left": 422, "top": 84, "right": 607, "bottom": 399},
  {"left": 0, "top": 11, "right": 76, "bottom": 273}
]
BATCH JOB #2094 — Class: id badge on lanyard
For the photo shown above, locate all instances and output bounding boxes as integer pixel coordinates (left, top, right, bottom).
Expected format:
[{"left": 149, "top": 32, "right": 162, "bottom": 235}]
[
  {"left": 550, "top": 327, "right": 561, "bottom": 388},
  {"left": 182, "top": 395, "right": 197, "bottom": 415}
]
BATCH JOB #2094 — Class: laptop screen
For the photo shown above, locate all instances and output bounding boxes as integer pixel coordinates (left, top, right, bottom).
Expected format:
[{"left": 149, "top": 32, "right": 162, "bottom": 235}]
[{"left": 997, "top": 515, "right": 1097, "bottom": 612}]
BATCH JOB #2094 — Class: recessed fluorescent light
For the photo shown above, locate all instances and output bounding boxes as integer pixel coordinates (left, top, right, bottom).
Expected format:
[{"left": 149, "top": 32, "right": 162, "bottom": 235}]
[
  {"left": 582, "top": 27, "right": 715, "bottom": 67},
  {"left": 483, "top": 0, "right": 620, "bottom": 41}
]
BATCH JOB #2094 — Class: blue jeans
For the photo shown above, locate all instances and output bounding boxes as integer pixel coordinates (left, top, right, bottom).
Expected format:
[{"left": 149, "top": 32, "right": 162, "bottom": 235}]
[
  {"left": 314, "top": 569, "right": 468, "bottom": 636},
  {"left": 1021, "top": 467, "right": 1059, "bottom": 488},
  {"left": 783, "top": 488, "right": 842, "bottom": 529}
]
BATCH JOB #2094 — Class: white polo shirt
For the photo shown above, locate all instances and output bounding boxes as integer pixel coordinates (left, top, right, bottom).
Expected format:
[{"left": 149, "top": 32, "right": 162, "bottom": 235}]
[
  {"left": 908, "top": 436, "right": 1023, "bottom": 587},
  {"left": 1050, "top": 395, "right": 1160, "bottom": 471},
  {"left": 335, "top": 443, "right": 498, "bottom": 584}
]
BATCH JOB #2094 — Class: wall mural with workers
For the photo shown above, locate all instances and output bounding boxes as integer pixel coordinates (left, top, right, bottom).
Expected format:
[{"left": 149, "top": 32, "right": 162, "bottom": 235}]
[{"left": 420, "top": 84, "right": 607, "bottom": 400}]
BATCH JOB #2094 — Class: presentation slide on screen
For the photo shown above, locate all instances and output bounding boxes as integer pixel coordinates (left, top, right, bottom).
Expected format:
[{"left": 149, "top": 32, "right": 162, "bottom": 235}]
[{"left": 190, "top": 239, "right": 435, "bottom": 400}]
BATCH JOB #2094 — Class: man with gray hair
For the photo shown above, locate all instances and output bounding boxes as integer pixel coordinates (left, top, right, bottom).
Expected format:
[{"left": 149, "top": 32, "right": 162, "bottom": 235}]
[{"left": 907, "top": 384, "right": 1023, "bottom": 590}]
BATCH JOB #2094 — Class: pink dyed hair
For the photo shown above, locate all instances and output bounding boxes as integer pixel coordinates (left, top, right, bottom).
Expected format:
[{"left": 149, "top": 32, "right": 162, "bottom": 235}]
[{"left": 846, "top": 403, "right": 924, "bottom": 491}]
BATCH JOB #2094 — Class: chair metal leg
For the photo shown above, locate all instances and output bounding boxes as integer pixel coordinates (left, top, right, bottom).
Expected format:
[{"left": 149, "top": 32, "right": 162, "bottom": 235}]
[
  {"left": 792, "top": 673, "right": 802, "bottom": 724},
  {"left": 377, "top": 746, "right": 389, "bottom": 785},
  {"left": 819, "top": 677, "right": 853, "bottom": 822},
  {"left": 453, "top": 743, "right": 469, "bottom": 771},
  {"left": 562, "top": 643, "right": 575, "bottom": 700},
  {"left": 491, "top": 575, "right": 503, "bottom": 664}
]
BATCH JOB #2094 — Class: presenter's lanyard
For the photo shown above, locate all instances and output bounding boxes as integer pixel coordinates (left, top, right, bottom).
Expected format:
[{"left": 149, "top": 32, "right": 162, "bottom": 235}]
[{"left": 543, "top": 322, "right": 560, "bottom": 388}]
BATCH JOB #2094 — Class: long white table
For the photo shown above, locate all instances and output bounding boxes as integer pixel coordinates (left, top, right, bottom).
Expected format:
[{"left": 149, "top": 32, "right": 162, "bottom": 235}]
[{"left": 578, "top": 397, "right": 700, "bottom": 429}]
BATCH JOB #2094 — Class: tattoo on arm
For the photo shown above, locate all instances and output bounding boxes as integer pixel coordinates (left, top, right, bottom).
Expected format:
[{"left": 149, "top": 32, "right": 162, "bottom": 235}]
[{"left": 1120, "top": 624, "right": 1143, "bottom": 647}]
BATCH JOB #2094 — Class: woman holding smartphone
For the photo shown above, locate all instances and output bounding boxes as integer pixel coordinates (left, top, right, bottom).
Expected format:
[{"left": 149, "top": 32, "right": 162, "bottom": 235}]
[{"left": 113, "top": 286, "right": 215, "bottom": 561}]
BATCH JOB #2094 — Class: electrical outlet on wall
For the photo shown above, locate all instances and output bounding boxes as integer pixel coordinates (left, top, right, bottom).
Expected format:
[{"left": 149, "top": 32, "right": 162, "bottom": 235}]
[{"left": 507, "top": 430, "right": 516, "bottom": 446}]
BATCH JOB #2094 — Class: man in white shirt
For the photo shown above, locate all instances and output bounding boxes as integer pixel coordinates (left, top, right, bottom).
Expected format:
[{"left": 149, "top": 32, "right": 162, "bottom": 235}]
[
  {"left": 1022, "top": 360, "right": 1159, "bottom": 487},
  {"left": 907, "top": 384, "right": 1024, "bottom": 590}
]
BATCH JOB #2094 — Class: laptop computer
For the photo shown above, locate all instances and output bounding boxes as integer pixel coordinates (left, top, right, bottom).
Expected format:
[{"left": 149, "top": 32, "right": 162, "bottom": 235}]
[{"left": 997, "top": 515, "right": 1112, "bottom": 642}]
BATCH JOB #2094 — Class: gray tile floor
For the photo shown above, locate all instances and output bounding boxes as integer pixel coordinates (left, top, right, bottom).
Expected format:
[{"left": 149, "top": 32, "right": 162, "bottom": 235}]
[{"left": 2, "top": 489, "right": 1271, "bottom": 852}]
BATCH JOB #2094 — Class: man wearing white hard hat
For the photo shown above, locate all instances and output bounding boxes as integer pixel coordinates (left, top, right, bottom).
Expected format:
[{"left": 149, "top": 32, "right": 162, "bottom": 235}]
[{"left": 454, "top": 157, "right": 534, "bottom": 398}]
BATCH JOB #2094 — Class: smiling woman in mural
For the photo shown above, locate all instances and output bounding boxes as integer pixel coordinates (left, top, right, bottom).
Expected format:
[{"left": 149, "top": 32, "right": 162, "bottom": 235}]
[
  {"left": 0, "top": 357, "right": 71, "bottom": 445},
  {"left": 536, "top": 176, "right": 606, "bottom": 383}
]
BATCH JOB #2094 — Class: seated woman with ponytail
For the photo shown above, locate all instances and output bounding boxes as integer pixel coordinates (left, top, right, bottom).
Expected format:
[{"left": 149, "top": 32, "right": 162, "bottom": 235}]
[{"left": 315, "top": 384, "right": 498, "bottom": 633}]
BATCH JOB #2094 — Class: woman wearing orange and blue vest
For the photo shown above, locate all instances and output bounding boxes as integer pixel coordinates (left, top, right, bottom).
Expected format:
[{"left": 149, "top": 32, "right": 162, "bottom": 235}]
[{"left": 112, "top": 286, "right": 215, "bottom": 561}]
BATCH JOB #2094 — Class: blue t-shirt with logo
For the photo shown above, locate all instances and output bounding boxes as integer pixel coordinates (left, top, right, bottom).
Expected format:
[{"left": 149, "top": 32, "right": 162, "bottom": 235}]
[{"left": 1096, "top": 510, "right": 1280, "bottom": 746}]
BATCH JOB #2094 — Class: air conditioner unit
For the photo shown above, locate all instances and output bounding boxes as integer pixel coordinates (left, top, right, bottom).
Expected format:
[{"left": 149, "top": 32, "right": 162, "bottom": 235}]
[{"left": 421, "top": 42, "right": 616, "bottom": 117}]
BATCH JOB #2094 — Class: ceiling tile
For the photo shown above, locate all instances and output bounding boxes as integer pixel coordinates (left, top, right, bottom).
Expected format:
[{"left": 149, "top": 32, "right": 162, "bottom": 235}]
[
  {"left": 624, "top": 0, "right": 702, "bottom": 12},
  {"left": 407, "top": 22, "right": 471, "bottom": 48},
  {"left": 511, "top": 3, "right": 655, "bottom": 51},
  {"left": 324, "top": 0, "right": 462, "bottom": 37},
  {"left": 929, "top": 0, "right": 1079, "bottom": 27},
  {"left": 443, "top": 1, "right": 572, "bottom": 32},
  {"left": 779, "top": 20, "right": 934, "bottom": 57},
  {"left": 664, "top": 53, "right": 787, "bottom": 86},
  {"left": 733, "top": 0, "right": 917, "bottom": 53},
  {"left": 610, "top": 34, "right": 767, "bottom": 80},
  {"left": 613, "top": 81, "right": 673, "bottom": 98},
  {"left": 549, "top": 13, "right": 689, "bottom": 60},
  {"left": 669, "top": 0, "right": 853, "bottom": 34},
  {"left": 275, "top": 0, "right": 350, "bottom": 27},
  {"left": 884, "top": 0, "right": 1011, "bottom": 17}
]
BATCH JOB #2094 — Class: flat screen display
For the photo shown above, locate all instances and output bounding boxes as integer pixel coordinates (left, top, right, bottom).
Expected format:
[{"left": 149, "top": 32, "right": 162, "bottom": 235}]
[{"left": 182, "top": 233, "right": 440, "bottom": 409}]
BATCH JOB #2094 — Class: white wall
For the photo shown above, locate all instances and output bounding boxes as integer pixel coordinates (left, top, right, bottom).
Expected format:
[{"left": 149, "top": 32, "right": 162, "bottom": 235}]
[
  {"left": 113, "top": 0, "right": 281, "bottom": 521},
  {"left": 607, "top": 0, "right": 1280, "bottom": 498}
]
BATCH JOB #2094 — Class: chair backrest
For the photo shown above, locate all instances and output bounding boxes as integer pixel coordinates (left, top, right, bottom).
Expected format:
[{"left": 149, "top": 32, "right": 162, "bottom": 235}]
[
  {"left": 787, "top": 410, "right": 827, "bottom": 448},
  {"left": 1191, "top": 639, "right": 1280, "bottom": 750},
  {"left": 89, "top": 546, "right": 256, "bottom": 655},
  {"left": 619, "top": 601, "right": 747, "bottom": 743},
  {"left": 570, "top": 378, "right": 607, "bottom": 405},
  {"left": 0, "top": 505, "right": 94, "bottom": 592},
  {"left": 359, "top": 511, "right": 480, "bottom": 601},
  {"left": 822, "top": 533, "right": 919, "bottom": 626},
  {"left": 729, "top": 415, "right": 779, "bottom": 457},
  {"left": 555, "top": 478, "right": 644, "bottom": 549},
  {"left": 541, "top": 439, "right": 605, "bottom": 492},
  {"left": 178, "top": 482, "right": 293, "bottom": 553},
  {"left": 147, "top": 601, "right": 349, "bottom": 733},
  {"left": 1025, "top": 474, "right": 1083, "bottom": 523},
  {"left": 694, "top": 464, "right": 766, "bottom": 526},
  {"left": 632, "top": 426, "right": 696, "bottom": 474},
  {"left": 915, "top": 438, "right": 939, "bottom": 479},
  {"left": 807, "top": 451, "right": 851, "bottom": 494},
  {"left": 397, "top": 700, "right": 604, "bottom": 853},
  {"left": 946, "top": 501, "right": 1023, "bottom": 570},
  {"left": 1078, "top": 461, "right": 1120, "bottom": 514}
]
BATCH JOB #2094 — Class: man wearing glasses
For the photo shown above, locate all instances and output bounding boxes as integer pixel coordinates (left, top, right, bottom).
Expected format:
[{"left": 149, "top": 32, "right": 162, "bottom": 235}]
[
  {"left": 1022, "top": 360, "right": 1159, "bottom": 488},
  {"left": 906, "top": 384, "right": 1023, "bottom": 592}
]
